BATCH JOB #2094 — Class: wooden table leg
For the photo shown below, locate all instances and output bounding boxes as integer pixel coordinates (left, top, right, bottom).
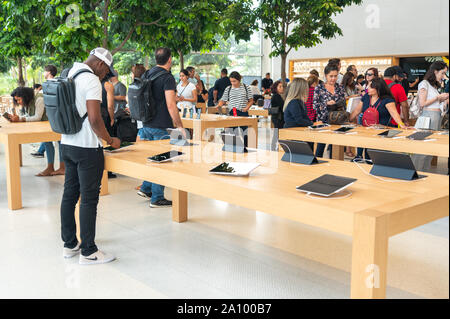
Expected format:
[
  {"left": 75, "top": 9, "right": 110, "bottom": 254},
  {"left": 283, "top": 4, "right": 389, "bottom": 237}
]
[
  {"left": 100, "top": 170, "right": 109, "bottom": 196},
  {"left": 19, "top": 144, "right": 23, "bottom": 167},
  {"left": 5, "top": 137, "right": 22, "bottom": 210},
  {"left": 248, "top": 123, "right": 258, "bottom": 148},
  {"left": 172, "top": 189, "right": 188, "bottom": 223},
  {"left": 332, "top": 145, "right": 345, "bottom": 161},
  {"left": 431, "top": 156, "right": 438, "bottom": 167},
  {"left": 351, "top": 212, "right": 389, "bottom": 299},
  {"left": 193, "top": 120, "right": 203, "bottom": 143}
]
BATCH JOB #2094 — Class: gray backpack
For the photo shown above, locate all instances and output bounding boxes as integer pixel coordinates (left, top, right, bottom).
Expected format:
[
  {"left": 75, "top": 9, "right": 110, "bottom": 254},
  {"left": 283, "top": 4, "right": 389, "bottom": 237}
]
[{"left": 42, "top": 68, "right": 93, "bottom": 134}]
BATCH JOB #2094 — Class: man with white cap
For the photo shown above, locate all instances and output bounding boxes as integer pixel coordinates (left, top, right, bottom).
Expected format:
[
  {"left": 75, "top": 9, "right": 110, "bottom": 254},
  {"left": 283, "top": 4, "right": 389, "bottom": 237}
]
[{"left": 60, "top": 47, "right": 121, "bottom": 265}]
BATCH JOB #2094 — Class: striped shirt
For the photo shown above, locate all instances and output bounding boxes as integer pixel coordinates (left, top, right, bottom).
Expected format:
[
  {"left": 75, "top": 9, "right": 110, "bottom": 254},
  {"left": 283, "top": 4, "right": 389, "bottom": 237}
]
[
  {"left": 306, "top": 86, "right": 317, "bottom": 121},
  {"left": 221, "top": 84, "right": 252, "bottom": 111}
]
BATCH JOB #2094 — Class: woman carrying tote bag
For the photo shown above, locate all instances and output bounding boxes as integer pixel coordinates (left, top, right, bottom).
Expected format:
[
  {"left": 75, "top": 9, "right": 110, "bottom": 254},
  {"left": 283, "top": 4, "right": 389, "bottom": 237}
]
[{"left": 411, "top": 61, "right": 449, "bottom": 172}]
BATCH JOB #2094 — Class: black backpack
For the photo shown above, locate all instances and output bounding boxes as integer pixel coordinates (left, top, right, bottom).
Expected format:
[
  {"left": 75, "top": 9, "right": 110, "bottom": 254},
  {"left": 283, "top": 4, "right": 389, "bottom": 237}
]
[
  {"left": 128, "top": 70, "right": 168, "bottom": 122},
  {"left": 42, "top": 68, "right": 93, "bottom": 134},
  {"left": 114, "top": 109, "right": 138, "bottom": 142}
]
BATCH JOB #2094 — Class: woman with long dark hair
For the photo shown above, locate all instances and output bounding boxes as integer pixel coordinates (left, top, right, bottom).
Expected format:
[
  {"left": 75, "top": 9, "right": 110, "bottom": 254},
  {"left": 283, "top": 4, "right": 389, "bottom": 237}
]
[
  {"left": 313, "top": 64, "right": 346, "bottom": 158},
  {"left": 176, "top": 69, "right": 197, "bottom": 111},
  {"left": 270, "top": 80, "right": 285, "bottom": 129},
  {"left": 350, "top": 78, "right": 406, "bottom": 162},
  {"left": 411, "top": 61, "right": 449, "bottom": 171}
]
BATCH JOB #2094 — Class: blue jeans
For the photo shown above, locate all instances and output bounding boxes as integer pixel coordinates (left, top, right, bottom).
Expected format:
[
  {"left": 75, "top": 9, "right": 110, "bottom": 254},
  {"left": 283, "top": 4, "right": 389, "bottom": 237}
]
[
  {"left": 140, "top": 127, "right": 170, "bottom": 203},
  {"left": 44, "top": 142, "right": 63, "bottom": 165},
  {"left": 38, "top": 143, "right": 46, "bottom": 154}
]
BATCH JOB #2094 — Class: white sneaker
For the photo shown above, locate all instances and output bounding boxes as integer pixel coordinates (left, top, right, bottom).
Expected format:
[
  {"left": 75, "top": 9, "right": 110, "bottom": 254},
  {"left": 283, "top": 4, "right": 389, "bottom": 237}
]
[
  {"left": 79, "top": 250, "right": 116, "bottom": 265},
  {"left": 63, "top": 243, "right": 81, "bottom": 259}
]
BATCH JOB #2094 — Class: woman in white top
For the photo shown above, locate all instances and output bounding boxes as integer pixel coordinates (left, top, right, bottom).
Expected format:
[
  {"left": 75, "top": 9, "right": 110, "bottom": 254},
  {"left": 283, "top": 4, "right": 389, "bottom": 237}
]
[
  {"left": 249, "top": 80, "right": 261, "bottom": 96},
  {"left": 411, "top": 61, "right": 449, "bottom": 171},
  {"left": 176, "top": 69, "right": 197, "bottom": 111}
]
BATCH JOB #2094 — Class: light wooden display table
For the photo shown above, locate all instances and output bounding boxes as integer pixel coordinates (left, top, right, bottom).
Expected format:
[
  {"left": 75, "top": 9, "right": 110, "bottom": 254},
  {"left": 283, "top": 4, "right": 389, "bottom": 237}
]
[
  {"left": 180, "top": 113, "right": 259, "bottom": 148},
  {"left": 279, "top": 125, "right": 449, "bottom": 161},
  {"left": 249, "top": 107, "right": 269, "bottom": 118},
  {"left": 103, "top": 140, "right": 449, "bottom": 299},
  {"left": 0, "top": 118, "right": 109, "bottom": 210},
  {"left": 207, "top": 106, "right": 228, "bottom": 115}
]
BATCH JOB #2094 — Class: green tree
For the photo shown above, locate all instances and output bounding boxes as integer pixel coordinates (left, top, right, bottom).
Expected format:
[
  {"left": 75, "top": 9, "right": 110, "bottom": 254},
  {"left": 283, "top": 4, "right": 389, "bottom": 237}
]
[
  {"left": 227, "top": 0, "right": 363, "bottom": 84},
  {"left": 0, "top": 1, "right": 47, "bottom": 86},
  {"left": 258, "top": 0, "right": 363, "bottom": 84},
  {"left": 158, "top": 0, "right": 230, "bottom": 70}
]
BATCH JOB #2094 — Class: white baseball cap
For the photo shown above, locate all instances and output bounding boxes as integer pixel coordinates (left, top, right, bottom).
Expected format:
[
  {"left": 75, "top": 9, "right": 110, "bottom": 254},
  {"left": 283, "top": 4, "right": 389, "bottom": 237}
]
[{"left": 90, "top": 47, "right": 115, "bottom": 74}]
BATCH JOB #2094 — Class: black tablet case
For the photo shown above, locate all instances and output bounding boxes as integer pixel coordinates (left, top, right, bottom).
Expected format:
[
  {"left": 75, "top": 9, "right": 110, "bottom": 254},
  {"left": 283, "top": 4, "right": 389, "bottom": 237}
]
[
  {"left": 279, "top": 140, "right": 327, "bottom": 165},
  {"left": 367, "top": 149, "right": 424, "bottom": 180}
]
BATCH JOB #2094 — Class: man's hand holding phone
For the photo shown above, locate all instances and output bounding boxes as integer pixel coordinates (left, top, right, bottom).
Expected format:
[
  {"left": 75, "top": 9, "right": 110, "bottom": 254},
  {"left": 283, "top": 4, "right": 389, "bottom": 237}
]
[{"left": 109, "top": 137, "right": 121, "bottom": 149}]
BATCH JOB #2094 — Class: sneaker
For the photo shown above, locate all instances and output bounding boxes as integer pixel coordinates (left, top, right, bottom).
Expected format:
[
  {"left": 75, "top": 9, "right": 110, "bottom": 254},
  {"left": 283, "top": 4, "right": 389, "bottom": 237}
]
[
  {"left": 79, "top": 250, "right": 116, "bottom": 265},
  {"left": 63, "top": 243, "right": 81, "bottom": 259},
  {"left": 137, "top": 190, "right": 152, "bottom": 199},
  {"left": 352, "top": 156, "right": 364, "bottom": 163},
  {"left": 150, "top": 199, "right": 172, "bottom": 208},
  {"left": 31, "top": 152, "right": 44, "bottom": 158}
]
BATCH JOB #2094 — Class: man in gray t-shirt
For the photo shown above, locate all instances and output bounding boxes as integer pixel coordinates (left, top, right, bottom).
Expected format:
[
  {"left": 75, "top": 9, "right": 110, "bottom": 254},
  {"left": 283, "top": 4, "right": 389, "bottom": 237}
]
[{"left": 110, "top": 74, "right": 127, "bottom": 113}]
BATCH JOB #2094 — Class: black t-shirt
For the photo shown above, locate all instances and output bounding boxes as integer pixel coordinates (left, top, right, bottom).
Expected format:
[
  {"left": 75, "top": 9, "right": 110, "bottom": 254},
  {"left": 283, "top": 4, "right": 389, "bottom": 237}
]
[
  {"left": 207, "top": 87, "right": 215, "bottom": 106},
  {"left": 262, "top": 78, "right": 273, "bottom": 90},
  {"left": 143, "top": 66, "right": 177, "bottom": 129},
  {"left": 197, "top": 88, "right": 208, "bottom": 103},
  {"left": 213, "top": 76, "right": 231, "bottom": 100}
]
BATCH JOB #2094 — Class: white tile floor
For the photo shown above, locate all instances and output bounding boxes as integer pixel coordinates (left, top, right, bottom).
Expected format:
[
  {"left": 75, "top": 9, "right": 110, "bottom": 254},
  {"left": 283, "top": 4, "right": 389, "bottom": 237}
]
[{"left": 0, "top": 125, "right": 448, "bottom": 299}]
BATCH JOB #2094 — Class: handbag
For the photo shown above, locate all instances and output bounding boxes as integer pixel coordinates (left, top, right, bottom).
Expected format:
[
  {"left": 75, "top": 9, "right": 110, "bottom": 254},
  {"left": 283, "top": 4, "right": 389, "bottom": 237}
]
[
  {"left": 414, "top": 116, "right": 431, "bottom": 130},
  {"left": 327, "top": 99, "right": 349, "bottom": 124},
  {"left": 362, "top": 99, "right": 381, "bottom": 127},
  {"left": 328, "top": 110, "right": 350, "bottom": 125}
]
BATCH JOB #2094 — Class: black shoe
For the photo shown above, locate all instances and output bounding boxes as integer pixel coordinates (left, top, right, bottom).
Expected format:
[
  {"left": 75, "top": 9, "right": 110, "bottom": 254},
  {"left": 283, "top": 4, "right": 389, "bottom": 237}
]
[
  {"left": 31, "top": 152, "right": 44, "bottom": 158},
  {"left": 150, "top": 199, "right": 172, "bottom": 208},
  {"left": 108, "top": 172, "right": 117, "bottom": 179},
  {"left": 137, "top": 190, "right": 152, "bottom": 199}
]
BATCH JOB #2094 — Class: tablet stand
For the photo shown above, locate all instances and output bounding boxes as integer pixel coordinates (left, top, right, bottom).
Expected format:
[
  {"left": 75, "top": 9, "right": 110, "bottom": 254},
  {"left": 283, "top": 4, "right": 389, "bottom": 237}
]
[
  {"left": 370, "top": 164, "right": 420, "bottom": 181},
  {"left": 222, "top": 144, "right": 248, "bottom": 153},
  {"left": 170, "top": 138, "right": 191, "bottom": 146}
]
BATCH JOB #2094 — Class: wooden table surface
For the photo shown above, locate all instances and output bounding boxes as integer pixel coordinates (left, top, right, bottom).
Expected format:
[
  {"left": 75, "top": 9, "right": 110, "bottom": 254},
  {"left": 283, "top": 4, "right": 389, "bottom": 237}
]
[
  {"left": 279, "top": 125, "right": 449, "bottom": 159},
  {"left": 181, "top": 113, "right": 259, "bottom": 148},
  {"left": 249, "top": 107, "right": 269, "bottom": 117},
  {"left": 0, "top": 118, "right": 108, "bottom": 210},
  {"left": 0, "top": 119, "right": 61, "bottom": 210},
  {"left": 103, "top": 140, "right": 449, "bottom": 299}
]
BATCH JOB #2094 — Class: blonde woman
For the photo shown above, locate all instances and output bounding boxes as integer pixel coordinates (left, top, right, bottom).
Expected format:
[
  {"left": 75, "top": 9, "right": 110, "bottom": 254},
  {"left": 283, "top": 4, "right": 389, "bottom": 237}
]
[{"left": 283, "top": 78, "right": 317, "bottom": 128}]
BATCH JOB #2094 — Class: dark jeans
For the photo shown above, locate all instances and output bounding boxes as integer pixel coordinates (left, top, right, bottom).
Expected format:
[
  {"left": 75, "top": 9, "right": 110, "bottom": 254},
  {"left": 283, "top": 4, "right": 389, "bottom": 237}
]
[
  {"left": 60, "top": 144, "right": 104, "bottom": 257},
  {"left": 315, "top": 143, "right": 332, "bottom": 158},
  {"left": 228, "top": 109, "right": 249, "bottom": 147}
]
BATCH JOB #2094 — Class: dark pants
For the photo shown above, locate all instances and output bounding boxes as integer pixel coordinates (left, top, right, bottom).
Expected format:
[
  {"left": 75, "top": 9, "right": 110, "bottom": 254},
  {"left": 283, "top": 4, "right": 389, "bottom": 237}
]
[
  {"left": 315, "top": 143, "right": 332, "bottom": 158},
  {"left": 228, "top": 109, "right": 250, "bottom": 147},
  {"left": 60, "top": 144, "right": 104, "bottom": 257}
]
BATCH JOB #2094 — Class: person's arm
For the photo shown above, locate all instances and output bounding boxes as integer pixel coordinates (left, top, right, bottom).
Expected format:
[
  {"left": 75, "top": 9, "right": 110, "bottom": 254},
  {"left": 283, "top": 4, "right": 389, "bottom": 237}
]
[
  {"left": 349, "top": 101, "right": 364, "bottom": 122},
  {"left": 400, "top": 100, "right": 410, "bottom": 124},
  {"left": 201, "top": 91, "right": 208, "bottom": 102},
  {"left": 217, "top": 87, "right": 230, "bottom": 108},
  {"left": 213, "top": 90, "right": 218, "bottom": 104},
  {"left": 386, "top": 102, "right": 406, "bottom": 129},
  {"left": 243, "top": 99, "right": 254, "bottom": 112},
  {"left": 104, "top": 82, "right": 115, "bottom": 126},
  {"left": 165, "top": 90, "right": 184, "bottom": 131},
  {"left": 183, "top": 88, "right": 197, "bottom": 103},
  {"left": 22, "top": 97, "right": 45, "bottom": 122},
  {"left": 86, "top": 100, "right": 120, "bottom": 148}
]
